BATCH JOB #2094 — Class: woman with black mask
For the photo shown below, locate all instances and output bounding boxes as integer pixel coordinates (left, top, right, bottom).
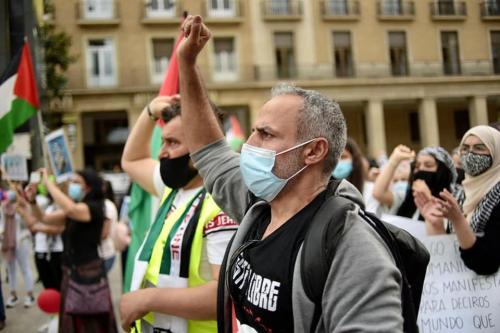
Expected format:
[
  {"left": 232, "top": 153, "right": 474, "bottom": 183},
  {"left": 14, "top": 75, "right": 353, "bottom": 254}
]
[
  {"left": 373, "top": 145, "right": 458, "bottom": 222},
  {"left": 418, "top": 126, "right": 500, "bottom": 274}
]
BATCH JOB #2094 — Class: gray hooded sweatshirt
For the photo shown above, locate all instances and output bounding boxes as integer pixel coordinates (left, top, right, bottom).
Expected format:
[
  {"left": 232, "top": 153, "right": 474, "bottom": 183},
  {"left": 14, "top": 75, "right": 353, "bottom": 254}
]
[{"left": 192, "top": 139, "right": 403, "bottom": 333}]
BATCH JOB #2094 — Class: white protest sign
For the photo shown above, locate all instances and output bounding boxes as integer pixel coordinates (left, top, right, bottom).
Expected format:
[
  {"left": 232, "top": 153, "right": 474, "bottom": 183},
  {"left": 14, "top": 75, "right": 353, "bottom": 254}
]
[
  {"left": 417, "top": 235, "right": 500, "bottom": 333},
  {"left": 382, "top": 215, "right": 500, "bottom": 332},
  {"left": 382, "top": 214, "right": 427, "bottom": 239},
  {"left": 1, "top": 154, "right": 28, "bottom": 181}
]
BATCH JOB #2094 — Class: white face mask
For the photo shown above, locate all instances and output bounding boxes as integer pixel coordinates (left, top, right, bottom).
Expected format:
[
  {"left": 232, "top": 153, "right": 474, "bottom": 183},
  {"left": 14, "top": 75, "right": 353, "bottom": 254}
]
[{"left": 239, "top": 138, "right": 316, "bottom": 202}]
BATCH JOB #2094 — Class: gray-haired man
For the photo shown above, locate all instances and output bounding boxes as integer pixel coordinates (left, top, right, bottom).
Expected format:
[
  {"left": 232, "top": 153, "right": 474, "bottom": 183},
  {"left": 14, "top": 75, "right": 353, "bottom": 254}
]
[{"left": 177, "top": 15, "right": 403, "bottom": 332}]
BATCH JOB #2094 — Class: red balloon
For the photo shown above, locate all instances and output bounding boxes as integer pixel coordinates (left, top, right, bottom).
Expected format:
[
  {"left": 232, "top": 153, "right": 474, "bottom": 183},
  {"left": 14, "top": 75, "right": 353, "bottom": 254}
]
[{"left": 37, "top": 289, "right": 61, "bottom": 314}]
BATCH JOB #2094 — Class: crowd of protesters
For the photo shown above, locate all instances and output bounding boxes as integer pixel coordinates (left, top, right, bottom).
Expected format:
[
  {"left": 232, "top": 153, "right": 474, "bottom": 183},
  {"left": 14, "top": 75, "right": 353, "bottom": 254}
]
[{"left": 0, "top": 14, "right": 499, "bottom": 333}]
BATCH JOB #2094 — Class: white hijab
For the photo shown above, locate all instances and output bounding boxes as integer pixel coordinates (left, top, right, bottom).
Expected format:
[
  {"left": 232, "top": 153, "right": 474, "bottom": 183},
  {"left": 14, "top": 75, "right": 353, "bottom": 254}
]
[{"left": 460, "top": 125, "right": 500, "bottom": 218}]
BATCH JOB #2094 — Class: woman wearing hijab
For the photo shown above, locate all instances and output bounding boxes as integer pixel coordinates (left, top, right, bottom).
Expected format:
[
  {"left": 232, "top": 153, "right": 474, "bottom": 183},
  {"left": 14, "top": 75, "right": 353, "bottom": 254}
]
[
  {"left": 437, "top": 125, "right": 500, "bottom": 275},
  {"left": 373, "top": 145, "right": 458, "bottom": 221}
]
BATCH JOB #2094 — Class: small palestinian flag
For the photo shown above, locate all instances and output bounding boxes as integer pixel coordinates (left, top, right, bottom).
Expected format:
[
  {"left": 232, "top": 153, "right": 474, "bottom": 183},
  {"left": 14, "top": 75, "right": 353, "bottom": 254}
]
[
  {"left": 0, "top": 41, "right": 40, "bottom": 153},
  {"left": 225, "top": 115, "right": 245, "bottom": 152}
]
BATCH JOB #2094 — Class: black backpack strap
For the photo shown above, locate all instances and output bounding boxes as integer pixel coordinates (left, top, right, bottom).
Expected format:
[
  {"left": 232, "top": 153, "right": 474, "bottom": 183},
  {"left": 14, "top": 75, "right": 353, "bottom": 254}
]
[
  {"left": 217, "top": 233, "right": 235, "bottom": 333},
  {"left": 301, "top": 195, "right": 356, "bottom": 331},
  {"left": 360, "top": 211, "right": 421, "bottom": 333}
]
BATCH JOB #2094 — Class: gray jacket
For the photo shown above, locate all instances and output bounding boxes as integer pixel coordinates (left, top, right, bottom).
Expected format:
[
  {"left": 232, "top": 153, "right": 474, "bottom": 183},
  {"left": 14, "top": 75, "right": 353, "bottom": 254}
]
[{"left": 192, "top": 139, "right": 404, "bottom": 333}]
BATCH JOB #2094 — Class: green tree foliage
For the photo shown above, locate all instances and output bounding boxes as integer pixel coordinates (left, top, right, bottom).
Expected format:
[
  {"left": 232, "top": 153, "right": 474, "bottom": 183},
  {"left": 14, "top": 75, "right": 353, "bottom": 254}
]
[{"left": 39, "top": 24, "right": 76, "bottom": 100}]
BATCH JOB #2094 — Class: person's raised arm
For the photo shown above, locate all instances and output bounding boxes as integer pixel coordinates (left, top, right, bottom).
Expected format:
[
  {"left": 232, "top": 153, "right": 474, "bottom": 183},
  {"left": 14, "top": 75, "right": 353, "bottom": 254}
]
[
  {"left": 176, "top": 15, "right": 250, "bottom": 221},
  {"left": 121, "top": 95, "right": 180, "bottom": 195},
  {"left": 21, "top": 183, "right": 66, "bottom": 226},
  {"left": 177, "top": 15, "right": 224, "bottom": 153},
  {"left": 373, "top": 145, "right": 415, "bottom": 207}
]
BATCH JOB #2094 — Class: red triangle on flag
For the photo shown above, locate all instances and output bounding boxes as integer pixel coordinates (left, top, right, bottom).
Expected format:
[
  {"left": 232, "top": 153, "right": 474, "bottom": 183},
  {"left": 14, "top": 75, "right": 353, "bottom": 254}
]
[{"left": 14, "top": 41, "right": 40, "bottom": 109}]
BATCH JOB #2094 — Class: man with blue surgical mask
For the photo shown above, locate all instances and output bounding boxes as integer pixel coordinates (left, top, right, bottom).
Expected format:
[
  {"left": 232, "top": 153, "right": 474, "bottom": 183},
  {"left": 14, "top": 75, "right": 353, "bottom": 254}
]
[{"left": 176, "top": 15, "right": 403, "bottom": 333}]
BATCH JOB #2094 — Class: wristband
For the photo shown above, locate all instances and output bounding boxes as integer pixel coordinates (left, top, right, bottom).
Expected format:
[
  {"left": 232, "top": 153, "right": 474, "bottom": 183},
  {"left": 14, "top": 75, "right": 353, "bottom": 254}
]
[{"left": 146, "top": 103, "right": 159, "bottom": 122}]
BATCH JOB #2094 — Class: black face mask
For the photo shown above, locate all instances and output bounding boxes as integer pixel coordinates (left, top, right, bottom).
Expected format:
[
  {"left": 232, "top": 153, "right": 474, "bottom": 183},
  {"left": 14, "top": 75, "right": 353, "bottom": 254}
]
[
  {"left": 159, "top": 154, "right": 198, "bottom": 189},
  {"left": 413, "top": 171, "right": 438, "bottom": 190}
]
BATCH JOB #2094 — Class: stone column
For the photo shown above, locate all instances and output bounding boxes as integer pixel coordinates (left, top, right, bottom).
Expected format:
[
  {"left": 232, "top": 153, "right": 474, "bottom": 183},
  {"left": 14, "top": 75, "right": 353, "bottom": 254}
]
[
  {"left": 418, "top": 97, "right": 440, "bottom": 147},
  {"left": 364, "top": 99, "right": 387, "bottom": 157},
  {"left": 468, "top": 95, "right": 489, "bottom": 126}
]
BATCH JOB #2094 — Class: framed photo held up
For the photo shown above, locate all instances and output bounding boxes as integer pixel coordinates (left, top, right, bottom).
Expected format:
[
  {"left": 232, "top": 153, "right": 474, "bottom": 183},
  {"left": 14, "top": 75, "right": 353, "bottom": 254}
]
[
  {"left": 1, "top": 154, "right": 28, "bottom": 181},
  {"left": 45, "top": 128, "right": 74, "bottom": 183}
]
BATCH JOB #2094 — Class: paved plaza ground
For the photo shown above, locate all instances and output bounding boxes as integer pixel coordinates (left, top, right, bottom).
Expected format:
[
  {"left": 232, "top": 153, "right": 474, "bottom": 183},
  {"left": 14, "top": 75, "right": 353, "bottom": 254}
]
[{"left": 1, "top": 253, "right": 125, "bottom": 332}]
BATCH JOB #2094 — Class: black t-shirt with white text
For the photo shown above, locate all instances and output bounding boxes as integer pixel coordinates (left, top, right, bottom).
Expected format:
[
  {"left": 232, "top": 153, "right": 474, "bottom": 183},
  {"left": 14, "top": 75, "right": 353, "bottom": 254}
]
[{"left": 228, "top": 190, "right": 326, "bottom": 333}]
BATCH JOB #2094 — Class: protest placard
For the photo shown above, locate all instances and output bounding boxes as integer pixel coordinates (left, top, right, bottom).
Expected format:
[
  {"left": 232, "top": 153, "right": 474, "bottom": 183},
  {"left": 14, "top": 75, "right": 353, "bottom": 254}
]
[
  {"left": 45, "top": 128, "right": 74, "bottom": 183},
  {"left": 417, "top": 235, "right": 500, "bottom": 333},
  {"left": 1, "top": 153, "right": 28, "bottom": 181},
  {"left": 382, "top": 215, "right": 500, "bottom": 333}
]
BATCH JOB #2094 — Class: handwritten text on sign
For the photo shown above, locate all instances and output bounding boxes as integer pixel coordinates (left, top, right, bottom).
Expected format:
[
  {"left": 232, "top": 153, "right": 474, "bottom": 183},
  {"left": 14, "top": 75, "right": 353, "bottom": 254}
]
[{"left": 418, "top": 235, "right": 500, "bottom": 333}]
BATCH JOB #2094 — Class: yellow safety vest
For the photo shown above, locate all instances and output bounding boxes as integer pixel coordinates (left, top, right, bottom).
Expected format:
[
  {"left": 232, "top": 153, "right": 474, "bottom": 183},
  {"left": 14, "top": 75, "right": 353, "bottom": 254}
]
[{"left": 136, "top": 187, "right": 222, "bottom": 333}]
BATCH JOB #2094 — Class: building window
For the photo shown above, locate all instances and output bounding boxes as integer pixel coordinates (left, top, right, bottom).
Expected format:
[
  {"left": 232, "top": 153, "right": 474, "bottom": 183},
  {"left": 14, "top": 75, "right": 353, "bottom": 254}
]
[
  {"left": 333, "top": 31, "right": 354, "bottom": 77},
  {"left": 389, "top": 31, "right": 408, "bottom": 76},
  {"left": 326, "top": 0, "right": 348, "bottom": 15},
  {"left": 213, "top": 38, "right": 237, "bottom": 81},
  {"left": 146, "top": 0, "right": 176, "bottom": 18},
  {"left": 270, "top": 0, "right": 291, "bottom": 15},
  {"left": 208, "top": 0, "right": 236, "bottom": 17},
  {"left": 436, "top": 0, "right": 455, "bottom": 15},
  {"left": 483, "top": 0, "right": 500, "bottom": 16},
  {"left": 87, "top": 39, "right": 116, "bottom": 87},
  {"left": 274, "top": 32, "right": 296, "bottom": 79},
  {"left": 491, "top": 31, "right": 500, "bottom": 74},
  {"left": 151, "top": 38, "right": 174, "bottom": 84},
  {"left": 381, "top": 0, "right": 402, "bottom": 15},
  {"left": 441, "top": 31, "right": 461, "bottom": 75},
  {"left": 83, "top": 0, "right": 114, "bottom": 19}
]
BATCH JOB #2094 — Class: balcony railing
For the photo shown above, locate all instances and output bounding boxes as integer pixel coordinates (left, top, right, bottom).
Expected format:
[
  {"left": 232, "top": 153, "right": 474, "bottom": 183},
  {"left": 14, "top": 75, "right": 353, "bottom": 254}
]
[
  {"left": 202, "top": 0, "right": 243, "bottom": 20},
  {"left": 76, "top": 0, "right": 119, "bottom": 23},
  {"left": 480, "top": 1, "right": 500, "bottom": 17},
  {"left": 261, "top": 1, "right": 303, "bottom": 20},
  {"left": 430, "top": 1, "right": 467, "bottom": 17},
  {"left": 378, "top": 1, "right": 415, "bottom": 17},
  {"left": 321, "top": 0, "right": 360, "bottom": 18}
]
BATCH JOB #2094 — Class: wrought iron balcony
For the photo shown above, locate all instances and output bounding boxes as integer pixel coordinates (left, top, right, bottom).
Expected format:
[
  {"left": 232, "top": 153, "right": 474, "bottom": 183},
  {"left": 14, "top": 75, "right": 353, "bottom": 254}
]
[
  {"left": 377, "top": 1, "right": 415, "bottom": 18},
  {"left": 480, "top": 1, "right": 500, "bottom": 19},
  {"left": 261, "top": 0, "right": 303, "bottom": 20},
  {"left": 321, "top": 0, "right": 360, "bottom": 20},
  {"left": 430, "top": 1, "right": 467, "bottom": 19}
]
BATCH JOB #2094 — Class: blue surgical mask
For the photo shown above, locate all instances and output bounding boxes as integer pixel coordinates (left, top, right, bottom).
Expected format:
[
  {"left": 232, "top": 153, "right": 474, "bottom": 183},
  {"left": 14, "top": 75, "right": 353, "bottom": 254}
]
[
  {"left": 392, "top": 181, "right": 409, "bottom": 194},
  {"left": 239, "top": 138, "right": 316, "bottom": 202},
  {"left": 6, "top": 190, "right": 17, "bottom": 203},
  {"left": 68, "top": 183, "right": 83, "bottom": 202},
  {"left": 332, "top": 160, "right": 353, "bottom": 179}
]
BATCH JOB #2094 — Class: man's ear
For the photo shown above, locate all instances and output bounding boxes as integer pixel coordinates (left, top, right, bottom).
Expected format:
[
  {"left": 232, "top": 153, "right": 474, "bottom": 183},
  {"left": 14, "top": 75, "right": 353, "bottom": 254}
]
[{"left": 304, "top": 138, "right": 329, "bottom": 166}]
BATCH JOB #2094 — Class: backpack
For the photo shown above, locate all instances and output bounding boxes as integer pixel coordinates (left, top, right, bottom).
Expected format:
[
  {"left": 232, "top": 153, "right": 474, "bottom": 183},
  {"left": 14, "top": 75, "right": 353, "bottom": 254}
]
[{"left": 301, "top": 195, "right": 430, "bottom": 333}]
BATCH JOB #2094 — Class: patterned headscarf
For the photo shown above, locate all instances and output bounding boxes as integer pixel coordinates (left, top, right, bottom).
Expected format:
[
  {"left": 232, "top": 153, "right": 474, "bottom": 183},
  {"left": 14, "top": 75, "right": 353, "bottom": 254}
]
[{"left": 418, "top": 146, "right": 458, "bottom": 184}]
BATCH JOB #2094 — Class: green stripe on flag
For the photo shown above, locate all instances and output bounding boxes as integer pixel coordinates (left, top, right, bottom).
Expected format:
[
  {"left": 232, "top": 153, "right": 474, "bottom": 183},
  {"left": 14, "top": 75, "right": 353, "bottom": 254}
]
[
  {"left": 123, "top": 124, "right": 163, "bottom": 292},
  {"left": 0, "top": 98, "right": 37, "bottom": 153}
]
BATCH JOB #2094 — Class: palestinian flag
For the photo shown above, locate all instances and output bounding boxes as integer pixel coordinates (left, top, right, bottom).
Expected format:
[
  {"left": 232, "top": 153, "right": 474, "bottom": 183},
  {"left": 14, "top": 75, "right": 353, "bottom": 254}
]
[
  {"left": 0, "top": 41, "right": 40, "bottom": 153},
  {"left": 225, "top": 115, "right": 245, "bottom": 151}
]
